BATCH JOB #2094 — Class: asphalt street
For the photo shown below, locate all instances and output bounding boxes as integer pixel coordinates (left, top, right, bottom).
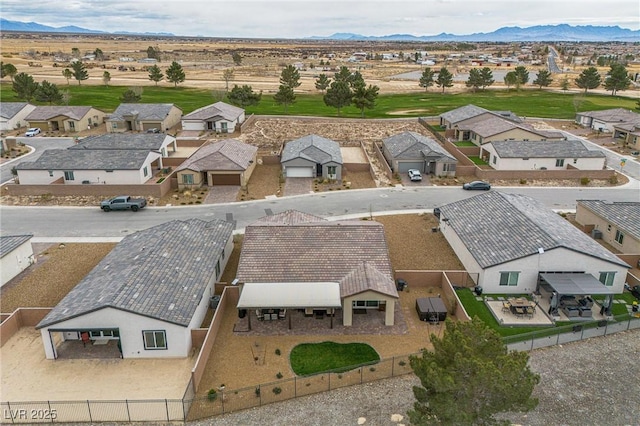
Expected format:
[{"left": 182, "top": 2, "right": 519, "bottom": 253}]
[{"left": 0, "top": 137, "right": 75, "bottom": 184}]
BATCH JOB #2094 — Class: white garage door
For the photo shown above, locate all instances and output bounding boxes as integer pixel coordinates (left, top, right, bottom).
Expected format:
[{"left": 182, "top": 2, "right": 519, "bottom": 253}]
[{"left": 286, "top": 167, "right": 313, "bottom": 178}]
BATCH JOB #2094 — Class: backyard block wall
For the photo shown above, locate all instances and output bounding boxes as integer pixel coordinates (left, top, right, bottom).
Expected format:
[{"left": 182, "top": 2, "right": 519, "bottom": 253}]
[{"left": 0, "top": 308, "right": 51, "bottom": 347}]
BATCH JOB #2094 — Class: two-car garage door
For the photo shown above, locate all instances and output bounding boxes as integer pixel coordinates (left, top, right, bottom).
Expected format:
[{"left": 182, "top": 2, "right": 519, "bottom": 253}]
[
  {"left": 210, "top": 174, "right": 241, "bottom": 185},
  {"left": 285, "top": 167, "right": 313, "bottom": 178}
]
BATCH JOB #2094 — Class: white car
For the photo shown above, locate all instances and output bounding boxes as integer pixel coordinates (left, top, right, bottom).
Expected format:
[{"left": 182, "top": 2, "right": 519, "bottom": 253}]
[
  {"left": 408, "top": 169, "right": 422, "bottom": 182},
  {"left": 25, "top": 128, "right": 41, "bottom": 137}
]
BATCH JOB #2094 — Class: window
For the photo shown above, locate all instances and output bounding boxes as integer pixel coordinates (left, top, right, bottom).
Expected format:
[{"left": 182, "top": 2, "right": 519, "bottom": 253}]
[
  {"left": 182, "top": 174, "right": 194, "bottom": 184},
  {"left": 143, "top": 330, "right": 167, "bottom": 350},
  {"left": 215, "top": 260, "right": 221, "bottom": 278},
  {"left": 221, "top": 248, "right": 225, "bottom": 260},
  {"left": 555, "top": 159, "right": 565, "bottom": 167},
  {"left": 352, "top": 300, "right": 379, "bottom": 308},
  {"left": 112, "top": 123, "right": 118, "bottom": 129},
  {"left": 492, "top": 156, "right": 496, "bottom": 164},
  {"left": 69, "top": 122, "right": 76, "bottom": 130},
  {"left": 327, "top": 166, "right": 337, "bottom": 175},
  {"left": 614, "top": 230, "right": 624, "bottom": 245},
  {"left": 499, "top": 271, "right": 519, "bottom": 286},
  {"left": 599, "top": 272, "right": 616, "bottom": 286},
  {"left": 64, "top": 171, "right": 75, "bottom": 181},
  {"left": 443, "top": 163, "right": 456, "bottom": 172},
  {"left": 143, "top": 166, "right": 148, "bottom": 177}
]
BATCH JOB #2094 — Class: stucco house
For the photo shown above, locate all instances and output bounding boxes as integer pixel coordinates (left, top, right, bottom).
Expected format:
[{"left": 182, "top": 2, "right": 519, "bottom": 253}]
[
  {"left": 25, "top": 106, "right": 106, "bottom": 133},
  {"left": 612, "top": 122, "right": 640, "bottom": 151},
  {"left": 1, "top": 234, "right": 34, "bottom": 287},
  {"left": 575, "top": 108, "right": 640, "bottom": 133},
  {"left": 106, "top": 103, "right": 183, "bottom": 133},
  {"left": 439, "top": 104, "right": 522, "bottom": 131},
  {"left": 235, "top": 210, "right": 398, "bottom": 327},
  {"left": 181, "top": 102, "right": 245, "bottom": 133},
  {"left": 0, "top": 102, "right": 36, "bottom": 132},
  {"left": 482, "top": 139, "right": 606, "bottom": 170},
  {"left": 36, "top": 218, "right": 234, "bottom": 359},
  {"left": 575, "top": 200, "right": 640, "bottom": 254},
  {"left": 69, "top": 133, "right": 178, "bottom": 159},
  {"left": 382, "top": 131, "right": 457, "bottom": 176},
  {"left": 281, "top": 134, "right": 343, "bottom": 179},
  {"left": 175, "top": 139, "right": 258, "bottom": 189},
  {"left": 436, "top": 191, "right": 629, "bottom": 295}
]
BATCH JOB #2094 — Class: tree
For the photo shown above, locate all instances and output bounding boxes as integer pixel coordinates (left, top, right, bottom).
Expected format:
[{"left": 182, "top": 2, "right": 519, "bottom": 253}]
[
  {"left": 504, "top": 71, "right": 518, "bottom": 89},
  {"left": 12, "top": 72, "right": 39, "bottom": 101},
  {"left": 513, "top": 66, "right": 530, "bottom": 86},
  {"left": 334, "top": 66, "right": 353, "bottom": 84},
  {"left": 146, "top": 46, "right": 161, "bottom": 61},
  {"left": 1, "top": 62, "right": 18, "bottom": 81},
  {"left": 280, "top": 65, "right": 301, "bottom": 89},
  {"left": 560, "top": 76, "right": 570, "bottom": 92},
  {"left": 418, "top": 67, "right": 435, "bottom": 91},
  {"left": 409, "top": 319, "right": 539, "bottom": 426},
  {"left": 435, "top": 67, "right": 453, "bottom": 93},
  {"left": 148, "top": 65, "right": 164, "bottom": 85},
  {"left": 575, "top": 67, "right": 601, "bottom": 93},
  {"left": 93, "top": 48, "right": 105, "bottom": 61},
  {"left": 120, "top": 87, "right": 142, "bottom": 103},
  {"left": 35, "top": 80, "right": 63, "bottom": 104},
  {"left": 102, "top": 71, "right": 111, "bottom": 86},
  {"left": 222, "top": 68, "right": 235, "bottom": 91},
  {"left": 465, "top": 68, "right": 484, "bottom": 92},
  {"left": 351, "top": 81, "right": 379, "bottom": 118},
  {"left": 231, "top": 52, "right": 242, "bottom": 66},
  {"left": 478, "top": 67, "right": 495, "bottom": 90},
  {"left": 62, "top": 68, "right": 73, "bottom": 85},
  {"left": 315, "top": 73, "right": 331, "bottom": 93},
  {"left": 273, "top": 84, "right": 296, "bottom": 113},
  {"left": 323, "top": 80, "right": 352, "bottom": 116},
  {"left": 604, "top": 63, "right": 631, "bottom": 96},
  {"left": 227, "top": 84, "right": 262, "bottom": 108},
  {"left": 532, "top": 70, "right": 553, "bottom": 89},
  {"left": 71, "top": 61, "right": 89, "bottom": 85},
  {"left": 71, "top": 47, "right": 80, "bottom": 58},
  {"left": 165, "top": 61, "right": 185, "bottom": 87}
]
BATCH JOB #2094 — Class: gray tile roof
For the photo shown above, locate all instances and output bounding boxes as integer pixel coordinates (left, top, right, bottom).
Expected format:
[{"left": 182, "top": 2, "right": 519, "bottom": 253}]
[
  {"left": 37, "top": 219, "right": 234, "bottom": 329},
  {"left": 439, "top": 104, "right": 489, "bottom": 124},
  {"left": 489, "top": 140, "right": 605, "bottom": 158},
  {"left": 176, "top": 139, "right": 257, "bottom": 172},
  {"left": 578, "top": 108, "right": 639, "bottom": 123},
  {"left": 107, "top": 103, "right": 181, "bottom": 121},
  {"left": 16, "top": 149, "right": 155, "bottom": 170},
  {"left": 0, "top": 102, "right": 30, "bottom": 119},
  {"left": 182, "top": 102, "right": 244, "bottom": 121},
  {"left": 69, "top": 133, "right": 170, "bottom": 151},
  {"left": 281, "top": 134, "right": 343, "bottom": 164},
  {"left": 438, "top": 191, "right": 629, "bottom": 269},
  {"left": 383, "top": 131, "right": 456, "bottom": 162},
  {"left": 26, "top": 106, "right": 96, "bottom": 121},
  {"left": 577, "top": 200, "right": 640, "bottom": 240},
  {"left": 0, "top": 235, "right": 33, "bottom": 259}
]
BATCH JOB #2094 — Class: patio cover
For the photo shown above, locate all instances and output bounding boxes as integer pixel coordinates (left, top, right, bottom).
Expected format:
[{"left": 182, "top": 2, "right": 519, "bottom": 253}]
[
  {"left": 539, "top": 273, "right": 613, "bottom": 295},
  {"left": 237, "top": 282, "right": 342, "bottom": 309}
]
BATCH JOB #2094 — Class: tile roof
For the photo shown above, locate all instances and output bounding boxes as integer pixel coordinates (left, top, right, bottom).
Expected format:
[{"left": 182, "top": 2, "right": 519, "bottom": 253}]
[
  {"left": 107, "top": 103, "right": 180, "bottom": 121},
  {"left": 0, "top": 102, "right": 30, "bottom": 119},
  {"left": 489, "top": 140, "right": 605, "bottom": 158},
  {"left": 340, "top": 262, "right": 398, "bottom": 298},
  {"left": 37, "top": 219, "right": 234, "bottom": 328},
  {"left": 16, "top": 149, "right": 156, "bottom": 170},
  {"left": 182, "top": 102, "right": 244, "bottom": 121},
  {"left": 439, "top": 104, "right": 490, "bottom": 124},
  {"left": 176, "top": 139, "right": 257, "bottom": 172},
  {"left": 0, "top": 235, "right": 33, "bottom": 259},
  {"left": 577, "top": 200, "right": 640, "bottom": 239},
  {"left": 281, "top": 134, "right": 343, "bottom": 164},
  {"left": 69, "top": 133, "right": 172, "bottom": 151},
  {"left": 383, "top": 131, "right": 456, "bottom": 162},
  {"left": 250, "top": 210, "right": 326, "bottom": 225},
  {"left": 578, "top": 108, "right": 639, "bottom": 123},
  {"left": 26, "top": 106, "right": 96, "bottom": 121},
  {"left": 437, "top": 191, "right": 629, "bottom": 269}
]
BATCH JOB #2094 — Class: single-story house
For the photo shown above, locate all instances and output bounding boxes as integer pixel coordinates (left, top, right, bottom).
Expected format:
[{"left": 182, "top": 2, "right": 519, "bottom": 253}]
[
  {"left": 0, "top": 102, "right": 37, "bottom": 131},
  {"left": 575, "top": 200, "right": 640, "bottom": 254},
  {"left": 575, "top": 108, "right": 640, "bottom": 133},
  {"left": 482, "top": 139, "right": 606, "bottom": 170},
  {"left": 105, "top": 103, "right": 183, "bottom": 133},
  {"left": 235, "top": 210, "right": 398, "bottom": 326},
  {"left": 382, "top": 131, "right": 457, "bottom": 176},
  {"left": 36, "top": 218, "right": 234, "bottom": 359},
  {"left": 1, "top": 234, "right": 34, "bottom": 287},
  {"left": 25, "top": 106, "right": 106, "bottom": 133},
  {"left": 281, "top": 134, "right": 343, "bottom": 180},
  {"left": 436, "top": 191, "right": 630, "bottom": 295},
  {"left": 69, "top": 133, "right": 178, "bottom": 159},
  {"left": 181, "top": 102, "right": 245, "bottom": 133},
  {"left": 439, "top": 104, "right": 522, "bottom": 130},
  {"left": 452, "top": 114, "right": 564, "bottom": 145},
  {"left": 15, "top": 149, "right": 162, "bottom": 185},
  {"left": 176, "top": 139, "right": 258, "bottom": 188}
]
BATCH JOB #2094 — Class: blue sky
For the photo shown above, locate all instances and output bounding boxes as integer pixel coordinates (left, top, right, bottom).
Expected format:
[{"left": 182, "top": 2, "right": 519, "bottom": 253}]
[{"left": 1, "top": 0, "right": 638, "bottom": 38}]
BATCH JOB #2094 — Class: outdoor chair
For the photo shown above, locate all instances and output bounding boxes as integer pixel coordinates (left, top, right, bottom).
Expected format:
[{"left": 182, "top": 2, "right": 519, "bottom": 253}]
[{"left": 81, "top": 332, "right": 90, "bottom": 347}]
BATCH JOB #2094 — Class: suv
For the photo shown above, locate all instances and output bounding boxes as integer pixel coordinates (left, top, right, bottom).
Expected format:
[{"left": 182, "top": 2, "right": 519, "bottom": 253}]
[{"left": 408, "top": 169, "right": 422, "bottom": 182}]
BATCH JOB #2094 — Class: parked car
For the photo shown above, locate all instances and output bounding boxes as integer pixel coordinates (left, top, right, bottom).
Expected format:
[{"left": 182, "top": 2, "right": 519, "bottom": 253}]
[
  {"left": 463, "top": 180, "right": 491, "bottom": 190},
  {"left": 146, "top": 128, "right": 160, "bottom": 133},
  {"left": 25, "top": 127, "right": 41, "bottom": 137},
  {"left": 100, "top": 195, "right": 147, "bottom": 212},
  {"left": 408, "top": 169, "right": 422, "bottom": 182}
]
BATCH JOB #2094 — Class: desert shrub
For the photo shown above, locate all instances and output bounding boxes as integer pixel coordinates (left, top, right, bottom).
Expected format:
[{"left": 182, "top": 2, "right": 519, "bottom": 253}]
[
  {"left": 276, "top": 372, "right": 283, "bottom": 379},
  {"left": 609, "top": 174, "right": 618, "bottom": 185},
  {"left": 519, "top": 178, "right": 527, "bottom": 184},
  {"left": 272, "top": 387, "right": 282, "bottom": 395},
  {"left": 580, "top": 177, "right": 590, "bottom": 186},
  {"left": 275, "top": 348, "right": 281, "bottom": 356}
]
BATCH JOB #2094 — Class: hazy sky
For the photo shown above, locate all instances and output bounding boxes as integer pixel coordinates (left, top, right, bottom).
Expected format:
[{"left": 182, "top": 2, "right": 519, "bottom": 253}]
[{"left": 1, "top": 0, "right": 638, "bottom": 38}]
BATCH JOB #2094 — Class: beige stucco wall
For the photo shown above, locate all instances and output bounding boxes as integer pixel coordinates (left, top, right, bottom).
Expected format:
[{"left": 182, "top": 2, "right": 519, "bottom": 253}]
[
  {"left": 576, "top": 205, "right": 640, "bottom": 254},
  {"left": 342, "top": 290, "right": 396, "bottom": 326}
]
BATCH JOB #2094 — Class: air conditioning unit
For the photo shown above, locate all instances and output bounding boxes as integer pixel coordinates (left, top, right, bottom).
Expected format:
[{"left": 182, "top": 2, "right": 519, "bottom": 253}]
[{"left": 591, "top": 229, "right": 603, "bottom": 239}]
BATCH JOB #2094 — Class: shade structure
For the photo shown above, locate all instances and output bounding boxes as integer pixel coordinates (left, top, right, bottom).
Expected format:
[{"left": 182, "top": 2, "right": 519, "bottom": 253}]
[
  {"left": 539, "top": 273, "right": 614, "bottom": 296},
  {"left": 237, "top": 282, "right": 342, "bottom": 309}
]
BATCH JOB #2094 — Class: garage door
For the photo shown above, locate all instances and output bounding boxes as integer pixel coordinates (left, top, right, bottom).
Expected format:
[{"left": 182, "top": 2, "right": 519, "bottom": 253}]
[
  {"left": 142, "top": 123, "right": 162, "bottom": 131},
  {"left": 286, "top": 167, "right": 313, "bottom": 178},
  {"left": 211, "top": 174, "right": 241, "bottom": 185},
  {"left": 397, "top": 161, "right": 424, "bottom": 173}
]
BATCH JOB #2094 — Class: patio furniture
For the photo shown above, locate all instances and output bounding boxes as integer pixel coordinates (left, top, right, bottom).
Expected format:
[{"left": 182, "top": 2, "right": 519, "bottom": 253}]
[{"left": 502, "top": 301, "right": 511, "bottom": 313}]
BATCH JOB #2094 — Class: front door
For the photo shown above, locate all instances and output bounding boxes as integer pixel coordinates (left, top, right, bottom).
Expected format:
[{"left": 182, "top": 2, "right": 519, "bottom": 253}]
[{"left": 316, "top": 163, "right": 323, "bottom": 177}]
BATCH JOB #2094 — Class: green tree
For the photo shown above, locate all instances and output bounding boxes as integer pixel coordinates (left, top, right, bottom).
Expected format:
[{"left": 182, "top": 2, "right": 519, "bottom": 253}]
[
  {"left": 148, "top": 65, "right": 164, "bottom": 86},
  {"left": 323, "top": 80, "right": 352, "bottom": 116},
  {"left": 504, "top": 71, "right": 518, "bottom": 89},
  {"left": 409, "top": 319, "right": 540, "bottom": 426},
  {"left": 71, "top": 61, "right": 89, "bottom": 85},
  {"left": 465, "top": 68, "right": 484, "bottom": 92},
  {"left": 231, "top": 52, "right": 242, "bottom": 66},
  {"left": 1, "top": 62, "right": 18, "bottom": 81},
  {"left": 165, "top": 61, "right": 185, "bottom": 87},
  {"left": 604, "top": 63, "right": 631, "bottom": 96},
  {"left": 334, "top": 66, "right": 353, "bottom": 84},
  {"left": 513, "top": 66, "right": 530, "bottom": 85},
  {"left": 227, "top": 84, "right": 262, "bottom": 108},
  {"left": 280, "top": 65, "right": 301, "bottom": 89},
  {"left": 102, "top": 71, "right": 111, "bottom": 86},
  {"left": 435, "top": 67, "right": 454, "bottom": 93},
  {"left": 71, "top": 47, "right": 80, "bottom": 58},
  {"left": 146, "top": 46, "right": 161, "bottom": 61},
  {"left": 93, "top": 48, "right": 105, "bottom": 61},
  {"left": 120, "top": 87, "right": 142, "bottom": 103},
  {"left": 62, "top": 68, "right": 73, "bottom": 85},
  {"left": 315, "top": 73, "right": 331, "bottom": 93},
  {"left": 575, "top": 67, "right": 601, "bottom": 93},
  {"left": 12, "top": 72, "right": 39, "bottom": 101},
  {"left": 560, "top": 76, "right": 570, "bottom": 92},
  {"left": 479, "top": 67, "right": 495, "bottom": 90},
  {"left": 222, "top": 68, "right": 235, "bottom": 91},
  {"left": 35, "top": 80, "right": 63, "bottom": 104},
  {"left": 532, "top": 70, "right": 553, "bottom": 88},
  {"left": 273, "top": 84, "right": 296, "bottom": 113},
  {"left": 351, "top": 80, "right": 379, "bottom": 118},
  {"left": 419, "top": 67, "right": 435, "bottom": 91}
]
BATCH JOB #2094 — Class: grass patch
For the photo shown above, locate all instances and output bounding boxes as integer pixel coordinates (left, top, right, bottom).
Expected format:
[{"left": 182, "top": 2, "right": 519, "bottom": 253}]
[
  {"left": 468, "top": 156, "right": 489, "bottom": 165},
  {"left": 454, "top": 141, "right": 477, "bottom": 147},
  {"left": 290, "top": 341, "right": 380, "bottom": 376}
]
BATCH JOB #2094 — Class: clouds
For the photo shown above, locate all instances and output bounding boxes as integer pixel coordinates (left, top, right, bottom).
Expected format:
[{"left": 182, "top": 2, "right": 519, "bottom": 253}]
[{"left": 1, "top": 0, "right": 638, "bottom": 38}]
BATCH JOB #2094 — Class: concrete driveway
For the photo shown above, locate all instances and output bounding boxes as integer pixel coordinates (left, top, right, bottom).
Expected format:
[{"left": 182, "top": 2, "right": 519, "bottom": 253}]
[{"left": 283, "top": 178, "right": 313, "bottom": 196}]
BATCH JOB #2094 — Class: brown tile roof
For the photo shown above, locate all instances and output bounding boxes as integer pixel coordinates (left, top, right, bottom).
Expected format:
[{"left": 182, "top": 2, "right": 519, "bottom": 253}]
[
  {"left": 251, "top": 209, "right": 326, "bottom": 225},
  {"left": 26, "top": 106, "right": 97, "bottom": 121},
  {"left": 340, "top": 262, "right": 397, "bottom": 298},
  {"left": 176, "top": 139, "right": 257, "bottom": 172}
]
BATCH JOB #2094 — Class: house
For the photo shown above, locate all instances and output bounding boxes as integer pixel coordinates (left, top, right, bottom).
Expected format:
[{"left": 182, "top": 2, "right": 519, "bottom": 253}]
[
  {"left": 235, "top": 210, "right": 398, "bottom": 326},
  {"left": 106, "top": 103, "right": 183, "bottom": 133},
  {"left": 0, "top": 102, "right": 37, "bottom": 132},
  {"left": 382, "top": 131, "right": 457, "bottom": 176},
  {"left": 1, "top": 234, "right": 34, "bottom": 287},
  {"left": 436, "top": 191, "right": 629, "bottom": 295},
  {"left": 69, "top": 133, "right": 178, "bottom": 159},
  {"left": 281, "top": 134, "right": 342, "bottom": 179},
  {"left": 36, "top": 218, "right": 234, "bottom": 359},
  {"left": 575, "top": 200, "right": 640, "bottom": 254},
  {"left": 450, "top": 114, "right": 564, "bottom": 145},
  {"left": 575, "top": 108, "right": 640, "bottom": 133},
  {"left": 612, "top": 122, "right": 640, "bottom": 151},
  {"left": 181, "top": 102, "right": 245, "bottom": 134},
  {"left": 482, "top": 139, "right": 606, "bottom": 170},
  {"left": 25, "top": 106, "right": 106, "bottom": 133},
  {"left": 175, "top": 139, "right": 258, "bottom": 188}
]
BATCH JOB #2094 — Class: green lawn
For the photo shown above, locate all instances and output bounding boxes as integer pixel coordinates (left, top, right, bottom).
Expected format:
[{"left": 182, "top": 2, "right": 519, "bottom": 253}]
[
  {"left": 455, "top": 141, "right": 477, "bottom": 147},
  {"left": 289, "top": 341, "right": 380, "bottom": 376},
  {"left": 468, "top": 156, "right": 489, "bottom": 165}
]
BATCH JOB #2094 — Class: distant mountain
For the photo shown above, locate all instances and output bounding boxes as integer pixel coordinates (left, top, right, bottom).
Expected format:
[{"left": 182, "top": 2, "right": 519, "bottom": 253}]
[{"left": 0, "top": 19, "right": 174, "bottom": 37}]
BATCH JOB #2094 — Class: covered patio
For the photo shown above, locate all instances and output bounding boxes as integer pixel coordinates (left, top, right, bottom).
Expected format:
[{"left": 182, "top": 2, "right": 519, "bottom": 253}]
[{"left": 538, "top": 273, "right": 614, "bottom": 319}]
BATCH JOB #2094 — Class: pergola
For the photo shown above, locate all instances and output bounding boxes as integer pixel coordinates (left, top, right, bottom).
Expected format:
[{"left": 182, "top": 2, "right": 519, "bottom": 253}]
[{"left": 538, "top": 273, "right": 614, "bottom": 315}]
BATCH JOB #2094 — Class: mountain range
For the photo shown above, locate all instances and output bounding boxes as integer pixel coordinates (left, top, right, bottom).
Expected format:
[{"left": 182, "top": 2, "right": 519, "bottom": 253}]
[{"left": 0, "top": 19, "right": 638, "bottom": 42}]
